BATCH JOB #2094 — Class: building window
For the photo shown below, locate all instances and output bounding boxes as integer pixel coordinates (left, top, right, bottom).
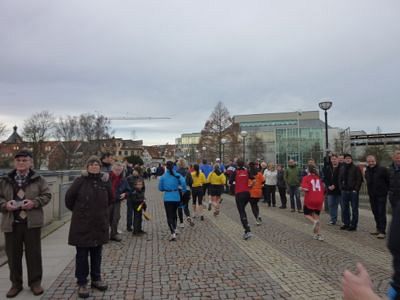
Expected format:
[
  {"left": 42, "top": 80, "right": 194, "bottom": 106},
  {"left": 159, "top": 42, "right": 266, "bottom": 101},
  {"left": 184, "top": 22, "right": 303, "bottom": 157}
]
[
  {"left": 124, "top": 150, "right": 129, "bottom": 156},
  {"left": 118, "top": 151, "right": 122, "bottom": 155}
]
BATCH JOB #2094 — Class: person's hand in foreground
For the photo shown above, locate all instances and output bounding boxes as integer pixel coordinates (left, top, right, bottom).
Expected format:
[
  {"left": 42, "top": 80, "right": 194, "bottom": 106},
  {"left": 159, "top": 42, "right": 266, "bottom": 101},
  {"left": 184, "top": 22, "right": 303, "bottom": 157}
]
[{"left": 343, "top": 263, "right": 381, "bottom": 300}]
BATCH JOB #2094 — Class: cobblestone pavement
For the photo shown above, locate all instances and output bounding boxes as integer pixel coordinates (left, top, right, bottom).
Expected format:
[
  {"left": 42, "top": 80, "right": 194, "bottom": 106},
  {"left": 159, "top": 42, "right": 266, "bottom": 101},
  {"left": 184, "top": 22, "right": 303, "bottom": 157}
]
[{"left": 43, "top": 180, "right": 391, "bottom": 299}]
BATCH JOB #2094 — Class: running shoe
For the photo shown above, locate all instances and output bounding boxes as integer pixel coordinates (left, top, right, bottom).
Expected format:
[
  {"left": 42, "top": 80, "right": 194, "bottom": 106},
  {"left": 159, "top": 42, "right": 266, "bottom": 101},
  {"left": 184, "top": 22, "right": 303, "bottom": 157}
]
[
  {"left": 169, "top": 233, "right": 176, "bottom": 241},
  {"left": 243, "top": 232, "right": 253, "bottom": 240},
  {"left": 179, "top": 222, "right": 185, "bottom": 228},
  {"left": 256, "top": 217, "right": 262, "bottom": 226},
  {"left": 200, "top": 216, "right": 204, "bottom": 221},
  {"left": 208, "top": 202, "right": 212, "bottom": 211},
  {"left": 187, "top": 217, "right": 195, "bottom": 226}
]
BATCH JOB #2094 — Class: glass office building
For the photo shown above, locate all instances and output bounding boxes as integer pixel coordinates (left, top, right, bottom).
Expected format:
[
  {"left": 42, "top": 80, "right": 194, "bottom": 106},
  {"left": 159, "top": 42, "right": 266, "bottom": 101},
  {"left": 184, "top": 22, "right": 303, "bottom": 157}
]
[{"left": 233, "top": 111, "right": 325, "bottom": 167}]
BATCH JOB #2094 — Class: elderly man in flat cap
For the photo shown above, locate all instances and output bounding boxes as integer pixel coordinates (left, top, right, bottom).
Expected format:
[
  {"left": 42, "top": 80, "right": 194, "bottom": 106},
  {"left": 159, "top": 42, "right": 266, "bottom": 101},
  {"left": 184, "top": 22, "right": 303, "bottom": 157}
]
[{"left": 0, "top": 150, "right": 51, "bottom": 298}]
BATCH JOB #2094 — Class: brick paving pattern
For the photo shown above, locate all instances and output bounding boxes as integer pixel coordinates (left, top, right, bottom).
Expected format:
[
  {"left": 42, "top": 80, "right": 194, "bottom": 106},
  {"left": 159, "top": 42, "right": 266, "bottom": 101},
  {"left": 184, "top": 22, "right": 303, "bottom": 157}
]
[{"left": 43, "top": 180, "right": 391, "bottom": 299}]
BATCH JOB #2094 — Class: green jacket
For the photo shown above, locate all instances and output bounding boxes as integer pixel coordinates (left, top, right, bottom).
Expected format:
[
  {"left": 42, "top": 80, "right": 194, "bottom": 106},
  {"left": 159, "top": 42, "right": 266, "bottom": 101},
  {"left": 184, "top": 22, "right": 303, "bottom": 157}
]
[
  {"left": 284, "top": 166, "right": 300, "bottom": 186},
  {"left": 0, "top": 169, "right": 51, "bottom": 232}
]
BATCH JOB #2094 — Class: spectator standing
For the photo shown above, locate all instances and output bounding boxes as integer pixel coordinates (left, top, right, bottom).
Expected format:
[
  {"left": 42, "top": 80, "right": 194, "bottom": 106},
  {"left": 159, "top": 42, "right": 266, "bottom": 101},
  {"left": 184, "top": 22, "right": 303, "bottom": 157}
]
[
  {"left": 324, "top": 154, "right": 342, "bottom": 225},
  {"left": 65, "top": 156, "right": 112, "bottom": 298},
  {"left": 263, "top": 163, "right": 278, "bottom": 207},
  {"left": 276, "top": 164, "right": 287, "bottom": 209},
  {"left": 285, "top": 159, "right": 302, "bottom": 213},
  {"left": 338, "top": 154, "right": 363, "bottom": 231},
  {"left": 100, "top": 152, "right": 114, "bottom": 173},
  {"left": 109, "top": 162, "right": 131, "bottom": 242},
  {"left": 365, "top": 155, "right": 390, "bottom": 239},
  {"left": 126, "top": 169, "right": 145, "bottom": 232},
  {"left": 0, "top": 150, "right": 51, "bottom": 298},
  {"left": 389, "top": 150, "right": 400, "bottom": 211}
]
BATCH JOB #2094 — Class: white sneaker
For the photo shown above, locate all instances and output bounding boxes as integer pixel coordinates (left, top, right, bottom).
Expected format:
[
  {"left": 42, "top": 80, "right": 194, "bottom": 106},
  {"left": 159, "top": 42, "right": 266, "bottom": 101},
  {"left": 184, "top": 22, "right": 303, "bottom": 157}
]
[
  {"left": 313, "top": 234, "right": 319, "bottom": 240},
  {"left": 169, "top": 233, "right": 176, "bottom": 241},
  {"left": 179, "top": 222, "right": 185, "bottom": 228},
  {"left": 255, "top": 217, "right": 262, "bottom": 226},
  {"left": 317, "top": 235, "right": 324, "bottom": 241},
  {"left": 243, "top": 232, "right": 253, "bottom": 240}
]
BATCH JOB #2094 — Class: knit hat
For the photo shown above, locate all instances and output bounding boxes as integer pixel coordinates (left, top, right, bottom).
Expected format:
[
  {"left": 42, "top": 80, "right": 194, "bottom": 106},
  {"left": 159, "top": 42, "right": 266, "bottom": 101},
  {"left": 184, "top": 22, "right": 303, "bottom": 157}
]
[{"left": 86, "top": 155, "right": 102, "bottom": 167}]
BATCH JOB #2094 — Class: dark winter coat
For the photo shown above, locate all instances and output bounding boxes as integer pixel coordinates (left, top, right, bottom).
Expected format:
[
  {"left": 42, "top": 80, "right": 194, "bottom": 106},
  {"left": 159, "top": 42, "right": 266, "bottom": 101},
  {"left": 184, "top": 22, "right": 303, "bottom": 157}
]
[
  {"left": 338, "top": 163, "right": 363, "bottom": 192},
  {"left": 365, "top": 164, "right": 390, "bottom": 198},
  {"left": 389, "top": 163, "right": 400, "bottom": 208},
  {"left": 323, "top": 164, "right": 341, "bottom": 195},
  {"left": 276, "top": 170, "right": 286, "bottom": 189},
  {"left": 65, "top": 172, "right": 112, "bottom": 247}
]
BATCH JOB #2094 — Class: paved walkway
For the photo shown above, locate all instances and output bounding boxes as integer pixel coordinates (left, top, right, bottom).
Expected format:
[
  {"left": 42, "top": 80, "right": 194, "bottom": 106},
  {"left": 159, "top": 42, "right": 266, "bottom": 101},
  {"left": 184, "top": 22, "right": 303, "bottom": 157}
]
[{"left": 0, "top": 180, "right": 392, "bottom": 299}]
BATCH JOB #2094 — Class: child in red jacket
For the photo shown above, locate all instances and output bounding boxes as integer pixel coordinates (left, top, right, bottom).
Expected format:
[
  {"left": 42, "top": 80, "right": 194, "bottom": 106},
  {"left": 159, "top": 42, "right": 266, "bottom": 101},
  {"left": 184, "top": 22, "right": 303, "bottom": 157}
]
[{"left": 301, "top": 165, "right": 325, "bottom": 241}]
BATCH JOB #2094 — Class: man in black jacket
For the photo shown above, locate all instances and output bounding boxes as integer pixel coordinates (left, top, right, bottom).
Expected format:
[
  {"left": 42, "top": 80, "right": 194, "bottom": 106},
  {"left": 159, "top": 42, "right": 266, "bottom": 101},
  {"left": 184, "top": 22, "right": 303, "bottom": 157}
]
[
  {"left": 389, "top": 150, "right": 400, "bottom": 211},
  {"left": 324, "top": 154, "right": 342, "bottom": 225},
  {"left": 338, "top": 154, "right": 363, "bottom": 231},
  {"left": 365, "top": 155, "right": 390, "bottom": 239}
]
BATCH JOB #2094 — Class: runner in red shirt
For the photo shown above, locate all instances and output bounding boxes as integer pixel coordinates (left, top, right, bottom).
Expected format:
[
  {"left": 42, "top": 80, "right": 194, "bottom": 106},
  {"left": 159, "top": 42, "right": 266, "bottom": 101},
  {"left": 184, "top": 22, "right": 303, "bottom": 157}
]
[{"left": 301, "top": 165, "right": 325, "bottom": 241}]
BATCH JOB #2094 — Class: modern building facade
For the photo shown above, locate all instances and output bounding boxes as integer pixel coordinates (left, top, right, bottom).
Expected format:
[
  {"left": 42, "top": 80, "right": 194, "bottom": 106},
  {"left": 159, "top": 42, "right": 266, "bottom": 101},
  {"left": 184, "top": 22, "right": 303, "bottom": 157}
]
[
  {"left": 175, "top": 132, "right": 201, "bottom": 162},
  {"left": 233, "top": 111, "right": 327, "bottom": 167}
]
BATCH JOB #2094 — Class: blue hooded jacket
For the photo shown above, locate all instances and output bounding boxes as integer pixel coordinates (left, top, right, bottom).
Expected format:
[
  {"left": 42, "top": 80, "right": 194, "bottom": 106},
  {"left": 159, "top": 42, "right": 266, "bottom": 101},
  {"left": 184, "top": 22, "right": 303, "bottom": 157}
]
[{"left": 158, "top": 169, "right": 187, "bottom": 202}]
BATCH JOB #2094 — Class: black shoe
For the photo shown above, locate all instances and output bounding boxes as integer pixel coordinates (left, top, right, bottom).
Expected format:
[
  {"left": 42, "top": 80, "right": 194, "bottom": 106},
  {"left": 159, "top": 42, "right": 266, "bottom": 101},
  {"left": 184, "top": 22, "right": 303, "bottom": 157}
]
[
  {"left": 272, "top": 205, "right": 276, "bottom": 207},
  {"left": 91, "top": 280, "right": 108, "bottom": 291},
  {"left": 340, "top": 225, "right": 349, "bottom": 230},
  {"left": 200, "top": 216, "right": 204, "bottom": 221},
  {"left": 279, "top": 206, "right": 286, "bottom": 209},
  {"left": 347, "top": 226, "right": 357, "bottom": 231},
  {"left": 127, "top": 227, "right": 133, "bottom": 232},
  {"left": 137, "top": 230, "right": 146, "bottom": 235},
  {"left": 78, "top": 285, "right": 89, "bottom": 298},
  {"left": 6, "top": 286, "right": 22, "bottom": 298}
]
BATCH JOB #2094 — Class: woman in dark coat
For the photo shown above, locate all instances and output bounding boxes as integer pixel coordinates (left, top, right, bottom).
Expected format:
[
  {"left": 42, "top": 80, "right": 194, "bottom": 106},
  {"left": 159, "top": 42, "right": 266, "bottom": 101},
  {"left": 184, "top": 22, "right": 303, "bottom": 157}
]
[{"left": 65, "top": 156, "right": 112, "bottom": 299}]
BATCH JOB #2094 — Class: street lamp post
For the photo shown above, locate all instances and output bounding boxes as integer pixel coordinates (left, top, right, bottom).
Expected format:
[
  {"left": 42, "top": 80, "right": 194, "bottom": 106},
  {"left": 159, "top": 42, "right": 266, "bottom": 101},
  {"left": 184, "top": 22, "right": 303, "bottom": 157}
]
[
  {"left": 221, "top": 138, "right": 227, "bottom": 163},
  {"left": 318, "top": 100, "right": 333, "bottom": 155},
  {"left": 240, "top": 131, "right": 248, "bottom": 162}
]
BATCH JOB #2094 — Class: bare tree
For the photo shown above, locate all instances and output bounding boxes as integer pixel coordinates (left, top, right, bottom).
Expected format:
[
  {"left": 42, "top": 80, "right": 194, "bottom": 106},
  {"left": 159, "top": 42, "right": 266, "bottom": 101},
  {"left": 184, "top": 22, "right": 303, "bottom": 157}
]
[
  {"left": 22, "top": 111, "right": 55, "bottom": 168},
  {"left": 79, "top": 113, "right": 114, "bottom": 153},
  {"left": 54, "top": 116, "right": 81, "bottom": 169},
  {"left": 0, "top": 122, "right": 7, "bottom": 139},
  {"left": 247, "top": 132, "right": 266, "bottom": 162},
  {"left": 198, "top": 102, "right": 240, "bottom": 161}
]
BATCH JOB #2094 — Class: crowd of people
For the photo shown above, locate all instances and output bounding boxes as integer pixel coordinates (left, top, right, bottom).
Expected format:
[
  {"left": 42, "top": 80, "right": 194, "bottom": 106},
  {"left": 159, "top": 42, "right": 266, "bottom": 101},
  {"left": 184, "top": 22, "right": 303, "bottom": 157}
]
[{"left": 1, "top": 149, "right": 400, "bottom": 299}]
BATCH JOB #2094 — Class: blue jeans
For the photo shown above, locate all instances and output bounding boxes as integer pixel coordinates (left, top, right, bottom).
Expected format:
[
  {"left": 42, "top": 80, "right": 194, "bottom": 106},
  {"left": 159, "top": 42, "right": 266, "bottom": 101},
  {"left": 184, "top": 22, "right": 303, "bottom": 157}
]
[
  {"left": 327, "top": 194, "right": 341, "bottom": 224},
  {"left": 289, "top": 186, "right": 302, "bottom": 210},
  {"left": 342, "top": 191, "right": 359, "bottom": 228}
]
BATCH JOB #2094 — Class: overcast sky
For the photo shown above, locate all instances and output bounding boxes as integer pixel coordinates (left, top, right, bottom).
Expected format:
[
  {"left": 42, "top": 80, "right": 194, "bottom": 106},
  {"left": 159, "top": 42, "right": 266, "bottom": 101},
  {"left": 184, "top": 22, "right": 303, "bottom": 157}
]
[{"left": 1, "top": 0, "right": 399, "bottom": 145}]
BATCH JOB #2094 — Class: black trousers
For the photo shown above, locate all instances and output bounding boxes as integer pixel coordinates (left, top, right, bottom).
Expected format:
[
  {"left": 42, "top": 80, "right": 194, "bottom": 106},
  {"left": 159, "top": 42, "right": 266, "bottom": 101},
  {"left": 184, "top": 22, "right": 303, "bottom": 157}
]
[
  {"left": 235, "top": 192, "right": 251, "bottom": 233},
  {"left": 75, "top": 246, "right": 102, "bottom": 286},
  {"left": 369, "top": 194, "right": 387, "bottom": 234},
  {"left": 265, "top": 185, "right": 276, "bottom": 206},
  {"left": 5, "top": 223, "right": 42, "bottom": 288},
  {"left": 278, "top": 187, "right": 287, "bottom": 208},
  {"left": 178, "top": 191, "right": 191, "bottom": 223},
  {"left": 132, "top": 202, "right": 143, "bottom": 233},
  {"left": 249, "top": 198, "right": 260, "bottom": 219},
  {"left": 164, "top": 202, "right": 180, "bottom": 234}
]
